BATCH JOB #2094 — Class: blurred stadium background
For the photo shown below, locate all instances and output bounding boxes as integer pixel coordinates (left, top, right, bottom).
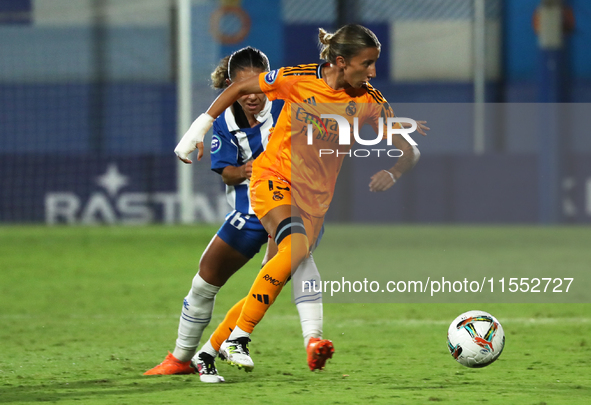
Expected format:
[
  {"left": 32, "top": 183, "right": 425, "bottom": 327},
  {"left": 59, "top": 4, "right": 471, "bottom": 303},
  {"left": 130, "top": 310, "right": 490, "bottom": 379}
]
[
  {"left": 1, "top": 0, "right": 590, "bottom": 226},
  {"left": 2, "top": 4, "right": 590, "bottom": 402}
]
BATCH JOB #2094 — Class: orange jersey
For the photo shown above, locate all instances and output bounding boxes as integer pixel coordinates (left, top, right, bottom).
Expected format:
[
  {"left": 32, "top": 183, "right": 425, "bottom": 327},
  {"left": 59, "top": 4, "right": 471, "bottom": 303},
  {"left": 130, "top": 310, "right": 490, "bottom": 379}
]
[{"left": 254, "top": 63, "right": 394, "bottom": 217}]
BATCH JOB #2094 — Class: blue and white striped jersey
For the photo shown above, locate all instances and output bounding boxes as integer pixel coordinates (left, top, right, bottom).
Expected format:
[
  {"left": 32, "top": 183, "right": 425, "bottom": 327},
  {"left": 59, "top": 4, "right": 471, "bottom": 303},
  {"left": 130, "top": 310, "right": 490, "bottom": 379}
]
[{"left": 211, "top": 99, "right": 284, "bottom": 215}]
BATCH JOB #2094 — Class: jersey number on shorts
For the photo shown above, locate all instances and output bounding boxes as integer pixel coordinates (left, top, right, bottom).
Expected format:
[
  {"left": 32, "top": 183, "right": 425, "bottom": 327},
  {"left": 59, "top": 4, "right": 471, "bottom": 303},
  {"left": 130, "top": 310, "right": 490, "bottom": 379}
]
[{"left": 229, "top": 211, "right": 250, "bottom": 230}]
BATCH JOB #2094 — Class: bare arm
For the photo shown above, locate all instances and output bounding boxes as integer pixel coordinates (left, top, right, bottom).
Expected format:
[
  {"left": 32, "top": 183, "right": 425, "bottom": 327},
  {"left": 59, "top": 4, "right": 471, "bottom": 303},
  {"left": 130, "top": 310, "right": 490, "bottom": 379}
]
[
  {"left": 207, "top": 76, "right": 263, "bottom": 119},
  {"left": 369, "top": 121, "right": 429, "bottom": 192},
  {"left": 220, "top": 161, "right": 253, "bottom": 186},
  {"left": 387, "top": 134, "right": 421, "bottom": 180}
]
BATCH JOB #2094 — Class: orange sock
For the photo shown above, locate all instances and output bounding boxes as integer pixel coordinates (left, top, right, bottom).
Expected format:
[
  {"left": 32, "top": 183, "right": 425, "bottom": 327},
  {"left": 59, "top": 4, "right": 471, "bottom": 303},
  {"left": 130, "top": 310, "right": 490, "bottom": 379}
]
[
  {"left": 209, "top": 297, "right": 247, "bottom": 352},
  {"left": 236, "top": 233, "right": 309, "bottom": 333}
]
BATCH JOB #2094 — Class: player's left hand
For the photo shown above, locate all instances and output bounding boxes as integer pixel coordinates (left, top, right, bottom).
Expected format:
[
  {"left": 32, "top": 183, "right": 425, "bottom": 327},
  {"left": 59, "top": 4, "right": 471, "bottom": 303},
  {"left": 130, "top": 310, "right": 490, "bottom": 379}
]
[
  {"left": 369, "top": 170, "right": 397, "bottom": 192},
  {"left": 240, "top": 160, "right": 253, "bottom": 179},
  {"left": 174, "top": 141, "right": 203, "bottom": 164},
  {"left": 174, "top": 113, "right": 214, "bottom": 164},
  {"left": 194, "top": 142, "right": 204, "bottom": 162}
]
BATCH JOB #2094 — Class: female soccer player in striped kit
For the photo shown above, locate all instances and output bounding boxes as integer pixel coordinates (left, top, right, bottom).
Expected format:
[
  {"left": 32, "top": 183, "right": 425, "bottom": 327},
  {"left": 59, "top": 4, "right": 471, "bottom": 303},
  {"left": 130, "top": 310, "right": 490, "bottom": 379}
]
[
  {"left": 174, "top": 25, "right": 428, "bottom": 372},
  {"left": 145, "top": 47, "right": 330, "bottom": 382}
]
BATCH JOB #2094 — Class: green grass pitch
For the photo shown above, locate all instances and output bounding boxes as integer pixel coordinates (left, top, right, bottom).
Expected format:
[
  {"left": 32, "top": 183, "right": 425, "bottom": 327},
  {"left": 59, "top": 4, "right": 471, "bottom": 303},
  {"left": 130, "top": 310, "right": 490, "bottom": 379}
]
[{"left": 0, "top": 225, "right": 589, "bottom": 404}]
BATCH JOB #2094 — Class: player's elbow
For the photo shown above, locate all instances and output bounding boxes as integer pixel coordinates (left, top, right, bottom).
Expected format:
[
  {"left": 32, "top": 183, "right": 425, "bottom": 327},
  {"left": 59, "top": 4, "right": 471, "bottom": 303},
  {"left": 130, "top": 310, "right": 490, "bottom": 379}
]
[
  {"left": 221, "top": 174, "right": 242, "bottom": 186},
  {"left": 411, "top": 145, "right": 420, "bottom": 163},
  {"left": 401, "top": 144, "right": 420, "bottom": 164},
  {"left": 221, "top": 173, "right": 233, "bottom": 185}
]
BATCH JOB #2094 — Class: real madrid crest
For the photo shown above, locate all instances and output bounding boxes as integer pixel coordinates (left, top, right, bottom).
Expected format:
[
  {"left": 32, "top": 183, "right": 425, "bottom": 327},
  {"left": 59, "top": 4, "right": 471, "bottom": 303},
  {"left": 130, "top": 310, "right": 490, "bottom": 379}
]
[{"left": 346, "top": 100, "right": 357, "bottom": 116}]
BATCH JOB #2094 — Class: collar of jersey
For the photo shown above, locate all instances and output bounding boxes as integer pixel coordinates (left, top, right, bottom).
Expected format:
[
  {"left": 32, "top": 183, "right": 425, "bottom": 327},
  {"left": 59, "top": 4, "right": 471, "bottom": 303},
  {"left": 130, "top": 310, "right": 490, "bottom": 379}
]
[
  {"left": 254, "top": 98, "right": 272, "bottom": 124},
  {"left": 224, "top": 98, "right": 271, "bottom": 132},
  {"left": 317, "top": 62, "right": 352, "bottom": 95}
]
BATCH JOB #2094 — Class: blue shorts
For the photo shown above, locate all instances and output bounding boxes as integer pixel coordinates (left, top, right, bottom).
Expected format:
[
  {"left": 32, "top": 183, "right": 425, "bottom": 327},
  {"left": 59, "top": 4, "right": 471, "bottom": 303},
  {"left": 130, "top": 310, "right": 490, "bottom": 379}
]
[
  {"left": 216, "top": 210, "right": 326, "bottom": 259},
  {"left": 216, "top": 210, "right": 269, "bottom": 259}
]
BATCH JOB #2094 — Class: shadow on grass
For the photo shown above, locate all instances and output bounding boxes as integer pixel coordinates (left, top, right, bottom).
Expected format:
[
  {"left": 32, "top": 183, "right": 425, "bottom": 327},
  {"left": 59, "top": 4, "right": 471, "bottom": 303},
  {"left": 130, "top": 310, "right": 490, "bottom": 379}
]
[{"left": 0, "top": 374, "right": 238, "bottom": 403}]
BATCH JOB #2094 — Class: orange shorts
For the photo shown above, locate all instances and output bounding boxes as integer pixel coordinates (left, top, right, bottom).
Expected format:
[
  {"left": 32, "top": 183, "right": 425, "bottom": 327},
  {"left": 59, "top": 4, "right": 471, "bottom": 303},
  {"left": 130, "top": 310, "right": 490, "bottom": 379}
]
[{"left": 250, "top": 174, "right": 324, "bottom": 249}]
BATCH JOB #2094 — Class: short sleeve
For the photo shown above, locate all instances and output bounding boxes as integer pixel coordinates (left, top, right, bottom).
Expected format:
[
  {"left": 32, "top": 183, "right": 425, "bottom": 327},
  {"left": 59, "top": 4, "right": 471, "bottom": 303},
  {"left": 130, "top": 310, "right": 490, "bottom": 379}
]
[
  {"left": 366, "top": 98, "right": 398, "bottom": 136},
  {"left": 210, "top": 119, "right": 239, "bottom": 174},
  {"left": 258, "top": 68, "right": 294, "bottom": 102}
]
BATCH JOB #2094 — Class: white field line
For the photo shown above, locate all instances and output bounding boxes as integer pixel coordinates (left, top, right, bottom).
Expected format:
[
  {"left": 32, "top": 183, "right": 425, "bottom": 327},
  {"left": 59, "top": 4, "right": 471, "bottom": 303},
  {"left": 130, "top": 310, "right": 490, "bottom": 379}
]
[
  {"left": 319, "top": 317, "right": 591, "bottom": 328},
  {"left": 0, "top": 314, "right": 589, "bottom": 326}
]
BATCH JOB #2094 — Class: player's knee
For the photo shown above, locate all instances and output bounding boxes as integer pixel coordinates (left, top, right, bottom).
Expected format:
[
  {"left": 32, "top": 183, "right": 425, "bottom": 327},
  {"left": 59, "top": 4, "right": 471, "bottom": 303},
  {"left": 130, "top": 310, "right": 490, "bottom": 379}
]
[
  {"left": 289, "top": 233, "right": 310, "bottom": 267},
  {"left": 190, "top": 273, "right": 219, "bottom": 299},
  {"left": 274, "top": 216, "right": 309, "bottom": 266},
  {"left": 197, "top": 255, "right": 215, "bottom": 283}
]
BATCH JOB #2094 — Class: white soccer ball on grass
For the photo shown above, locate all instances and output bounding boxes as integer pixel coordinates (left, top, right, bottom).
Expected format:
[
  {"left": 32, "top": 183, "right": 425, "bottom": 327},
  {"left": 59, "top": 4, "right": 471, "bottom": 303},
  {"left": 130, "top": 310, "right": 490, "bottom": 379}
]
[{"left": 447, "top": 310, "right": 505, "bottom": 368}]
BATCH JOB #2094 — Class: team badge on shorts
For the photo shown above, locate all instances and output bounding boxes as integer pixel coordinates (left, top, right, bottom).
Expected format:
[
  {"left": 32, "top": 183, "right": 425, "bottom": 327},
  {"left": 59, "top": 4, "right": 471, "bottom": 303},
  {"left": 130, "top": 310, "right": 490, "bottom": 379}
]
[
  {"left": 265, "top": 70, "right": 278, "bottom": 84},
  {"left": 273, "top": 191, "right": 284, "bottom": 201},
  {"left": 211, "top": 135, "right": 222, "bottom": 154},
  {"left": 346, "top": 100, "right": 357, "bottom": 116}
]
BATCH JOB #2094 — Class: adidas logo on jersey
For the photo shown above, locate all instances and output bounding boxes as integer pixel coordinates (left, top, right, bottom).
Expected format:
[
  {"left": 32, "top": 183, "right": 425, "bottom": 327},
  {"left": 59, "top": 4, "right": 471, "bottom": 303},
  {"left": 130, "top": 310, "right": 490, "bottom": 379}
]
[{"left": 304, "top": 96, "right": 317, "bottom": 106}]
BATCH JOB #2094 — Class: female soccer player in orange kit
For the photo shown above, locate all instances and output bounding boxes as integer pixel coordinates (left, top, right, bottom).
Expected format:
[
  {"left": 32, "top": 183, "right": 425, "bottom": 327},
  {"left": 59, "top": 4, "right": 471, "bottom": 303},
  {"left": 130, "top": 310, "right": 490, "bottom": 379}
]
[
  {"left": 145, "top": 47, "right": 328, "bottom": 382},
  {"left": 174, "top": 24, "right": 428, "bottom": 372}
]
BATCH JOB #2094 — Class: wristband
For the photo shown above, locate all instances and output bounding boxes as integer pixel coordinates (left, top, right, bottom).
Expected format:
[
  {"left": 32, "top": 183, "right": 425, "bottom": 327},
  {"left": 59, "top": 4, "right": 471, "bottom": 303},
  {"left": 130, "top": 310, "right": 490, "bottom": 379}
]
[{"left": 383, "top": 170, "right": 396, "bottom": 183}]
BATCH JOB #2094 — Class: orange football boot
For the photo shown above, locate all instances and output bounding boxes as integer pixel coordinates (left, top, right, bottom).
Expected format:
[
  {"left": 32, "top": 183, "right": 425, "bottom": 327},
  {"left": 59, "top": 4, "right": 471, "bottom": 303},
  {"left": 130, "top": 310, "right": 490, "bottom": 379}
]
[
  {"left": 306, "top": 338, "right": 335, "bottom": 371},
  {"left": 144, "top": 352, "right": 196, "bottom": 375}
]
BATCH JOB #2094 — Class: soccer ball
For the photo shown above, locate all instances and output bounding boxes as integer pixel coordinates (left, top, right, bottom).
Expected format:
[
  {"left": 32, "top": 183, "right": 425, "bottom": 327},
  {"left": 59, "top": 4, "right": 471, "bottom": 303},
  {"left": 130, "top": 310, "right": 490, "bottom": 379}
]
[{"left": 447, "top": 310, "right": 505, "bottom": 368}]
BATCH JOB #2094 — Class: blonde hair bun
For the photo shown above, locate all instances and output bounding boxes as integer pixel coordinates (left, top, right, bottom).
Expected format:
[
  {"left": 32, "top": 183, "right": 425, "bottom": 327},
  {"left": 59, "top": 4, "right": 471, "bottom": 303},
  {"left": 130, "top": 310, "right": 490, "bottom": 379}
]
[
  {"left": 318, "top": 28, "right": 334, "bottom": 45},
  {"left": 318, "top": 24, "right": 381, "bottom": 64}
]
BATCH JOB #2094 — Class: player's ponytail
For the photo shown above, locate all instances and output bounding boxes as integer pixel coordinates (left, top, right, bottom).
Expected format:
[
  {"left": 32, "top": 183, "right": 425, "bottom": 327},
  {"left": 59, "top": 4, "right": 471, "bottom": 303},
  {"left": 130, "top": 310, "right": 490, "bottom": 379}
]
[
  {"left": 211, "top": 56, "right": 231, "bottom": 89},
  {"left": 318, "top": 28, "right": 334, "bottom": 46},
  {"left": 210, "top": 46, "right": 270, "bottom": 90},
  {"left": 318, "top": 24, "right": 381, "bottom": 64}
]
